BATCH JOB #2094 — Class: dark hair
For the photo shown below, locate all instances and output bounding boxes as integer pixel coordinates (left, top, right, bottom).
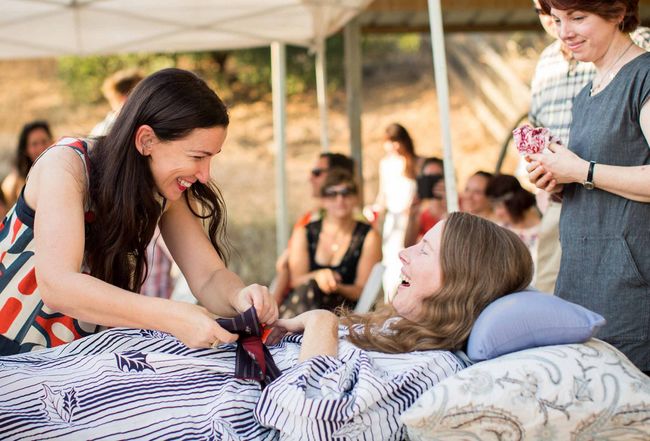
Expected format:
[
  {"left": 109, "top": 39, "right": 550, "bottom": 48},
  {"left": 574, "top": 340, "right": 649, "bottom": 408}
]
[
  {"left": 539, "top": 0, "right": 639, "bottom": 32},
  {"left": 86, "top": 68, "right": 230, "bottom": 292},
  {"left": 473, "top": 170, "right": 494, "bottom": 181},
  {"left": 385, "top": 123, "right": 417, "bottom": 179},
  {"left": 320, "top": 169, "right": 358, "bottom": 196},
  {"left": 421, "top": 157, "right": 444, "bottom": 174},
  {"left": 485, "top": 174, "right": 536, "bottom": 223},
  {"left": 320, "top": 152, "right": 355, "bottom": 175},
  {"left": 15, "top": 120, "right": 52, "bottom": 178}
]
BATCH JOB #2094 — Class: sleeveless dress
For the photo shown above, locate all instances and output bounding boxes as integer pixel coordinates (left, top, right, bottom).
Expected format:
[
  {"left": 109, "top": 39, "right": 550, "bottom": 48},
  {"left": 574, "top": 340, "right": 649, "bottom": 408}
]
[
  {"left": 279, "top": 220, "right": 371, "bottom": 317},
  {"left": 0, "top": 138, "right": 100, "bottom": 355},
  {"left": 557, "top": 52, "right": 650, "bottom": 371}
]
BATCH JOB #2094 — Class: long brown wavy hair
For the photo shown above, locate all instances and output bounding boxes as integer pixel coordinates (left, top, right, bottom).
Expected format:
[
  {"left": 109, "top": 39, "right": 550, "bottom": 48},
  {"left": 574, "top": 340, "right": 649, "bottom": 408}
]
[
  {"left": 385, "top": 123, "right": 417, "bottom": 180},
  {"left": 85, "top": 68, "right": 230, "bottom": 292},
  {"left": 342, "top": 212, "right": 533, "bottom": 353}
]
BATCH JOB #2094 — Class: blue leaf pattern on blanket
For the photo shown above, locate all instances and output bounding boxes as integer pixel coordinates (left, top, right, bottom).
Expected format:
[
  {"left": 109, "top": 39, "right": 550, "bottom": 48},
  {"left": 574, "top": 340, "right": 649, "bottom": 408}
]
[
  {"left": 0, "top": 328, "right": 463, "bottom": 440},
  {"left": 42, "top": 385, "right": 78, "bottom": 424},
  {"left": 115, "top": 351, "right": 155, "bottom": 373},
  {"left": 139, "top": 329, "right": 168, "bottom": 339}
]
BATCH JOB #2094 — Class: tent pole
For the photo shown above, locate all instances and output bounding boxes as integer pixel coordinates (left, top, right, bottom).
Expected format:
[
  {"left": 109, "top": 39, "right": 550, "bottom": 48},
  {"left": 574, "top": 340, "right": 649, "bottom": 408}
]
[
  {"left": 344, "top": 17, "right": 364, "bottom": 204},
  {"left": 315, "top": 39, "right": 330, "bottom": 152},
  {"left": 271, "top": 42, "right": 289, "bottom": 257},
  {"left": 427, "top": 0, "right": 459, "bottom": 212}
]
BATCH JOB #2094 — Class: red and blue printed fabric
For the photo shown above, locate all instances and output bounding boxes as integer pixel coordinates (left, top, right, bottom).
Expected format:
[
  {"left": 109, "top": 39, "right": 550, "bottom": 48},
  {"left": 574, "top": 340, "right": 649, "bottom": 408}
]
[{"left": 216, "top": 306, "right": 281, "bottom": 387}]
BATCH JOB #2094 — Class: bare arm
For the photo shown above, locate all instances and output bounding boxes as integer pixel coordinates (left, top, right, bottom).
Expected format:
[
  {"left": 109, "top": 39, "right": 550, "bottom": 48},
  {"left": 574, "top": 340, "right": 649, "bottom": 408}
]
[
  {"left": 528, "top": 101, "right": 650, "bottom": 202},
  {"left": 287, "top": 225, "right": 315, "bottom": 288},
  {"left": 268, "top": 310, "right": 339, "bottom": 362},
  {"left": 30, "top": 147, "right": 235, "bottom": 348},
  {"left": 160, "top": 196, "right": 277, "bottom": 324}
]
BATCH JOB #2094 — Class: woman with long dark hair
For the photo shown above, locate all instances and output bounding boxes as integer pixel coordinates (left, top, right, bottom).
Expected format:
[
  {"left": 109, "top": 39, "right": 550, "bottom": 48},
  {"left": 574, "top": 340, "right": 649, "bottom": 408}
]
[
  {"left": 1, "top": 120, "right": 53, "bottom": 207},
  {"left": 528, "top": 0, "right": 650, "bottom": 372},
  {"left": 0, "top": 68, "right": 277, "bottom": 355},
  {"left": 373, "top": 122, "right": 420, "bottom": 301}
]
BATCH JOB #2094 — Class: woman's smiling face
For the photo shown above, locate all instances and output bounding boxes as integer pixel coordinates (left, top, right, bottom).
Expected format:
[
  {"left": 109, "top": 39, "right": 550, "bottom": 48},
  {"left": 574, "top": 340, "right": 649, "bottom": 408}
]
[
  {"left": 392, "top": 221, "right": 444, "bottom": 321},
  {"left": 144, "top": 126, "right": 227, "bottom": 201},
  {"left": 551, "top": 8, "right": 621, "bottom": 63}
]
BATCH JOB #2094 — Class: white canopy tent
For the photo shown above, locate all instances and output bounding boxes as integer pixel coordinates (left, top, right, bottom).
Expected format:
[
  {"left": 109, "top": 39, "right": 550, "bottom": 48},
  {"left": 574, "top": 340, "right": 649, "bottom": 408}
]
[
  {"left": 0, "top": 0, "right": 369, "bottom": 57},
  {"left": 0, "top": 0, "right": 375, "bottom": 256}
]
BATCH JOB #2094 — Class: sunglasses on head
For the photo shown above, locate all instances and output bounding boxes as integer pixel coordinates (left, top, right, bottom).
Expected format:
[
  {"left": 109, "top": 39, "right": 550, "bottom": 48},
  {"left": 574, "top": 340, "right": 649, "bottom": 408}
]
[
  {"left": 322, "top": 187, "right": 355, "bottom": 198},
  {"left": 311, "top": 168, "right": 327, "bottom": 177}
]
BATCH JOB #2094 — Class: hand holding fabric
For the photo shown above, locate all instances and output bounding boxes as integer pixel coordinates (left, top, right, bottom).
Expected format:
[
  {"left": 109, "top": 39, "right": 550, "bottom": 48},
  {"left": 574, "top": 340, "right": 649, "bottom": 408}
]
[
  {"left": 168, "top": 302, "right": 238, "bottom": 349},
  {"left": 232, "top": 283, "right": 278, "bottom": 325},
  {"left": 527, "top": 142, "right": 587, "bottom": 193}
]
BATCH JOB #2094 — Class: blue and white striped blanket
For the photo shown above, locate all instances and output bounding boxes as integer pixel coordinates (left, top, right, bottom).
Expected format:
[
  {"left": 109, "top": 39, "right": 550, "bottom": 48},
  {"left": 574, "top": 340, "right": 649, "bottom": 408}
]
[{"left": 0, "top": 328, "right": 464, "bottom": 440}]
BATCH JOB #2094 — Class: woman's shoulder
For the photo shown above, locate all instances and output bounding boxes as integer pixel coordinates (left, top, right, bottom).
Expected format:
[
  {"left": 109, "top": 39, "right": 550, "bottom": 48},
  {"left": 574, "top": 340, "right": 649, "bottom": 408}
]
[
  {"left": 31, "top": 139, "right": 89, "bottom": 175},
  {"left": 24, "top": 138, "right": 91, "bottom": 203}
]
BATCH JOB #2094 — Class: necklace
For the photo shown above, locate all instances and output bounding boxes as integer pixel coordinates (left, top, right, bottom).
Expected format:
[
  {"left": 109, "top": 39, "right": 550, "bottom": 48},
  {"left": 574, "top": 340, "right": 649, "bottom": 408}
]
[
  {"left": 590, "top": 41, "right": 634, "bottom": 95},
  {"left": 324, "top": 221, "right": 353, "bottom": 254}
]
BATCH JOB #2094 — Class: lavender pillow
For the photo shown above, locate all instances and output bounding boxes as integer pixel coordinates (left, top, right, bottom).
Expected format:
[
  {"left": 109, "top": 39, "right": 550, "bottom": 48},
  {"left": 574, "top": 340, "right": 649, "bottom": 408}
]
[{"left": 467, "top": 291, "right": 606, "bottom": 361}]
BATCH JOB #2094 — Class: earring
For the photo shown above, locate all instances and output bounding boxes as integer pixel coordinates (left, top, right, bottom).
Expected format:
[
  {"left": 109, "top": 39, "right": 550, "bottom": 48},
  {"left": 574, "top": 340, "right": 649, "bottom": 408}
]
[{"left": 619, "top": 21, "right": 624, "bottom": 31}]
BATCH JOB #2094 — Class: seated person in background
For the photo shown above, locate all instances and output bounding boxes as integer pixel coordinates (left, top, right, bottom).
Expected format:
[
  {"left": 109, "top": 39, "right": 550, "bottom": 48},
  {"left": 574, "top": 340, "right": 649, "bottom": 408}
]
[
  {"left": 280, "top": 169, "right": 382, "bottom": 317},
  {"left": 460, "top": 170, "right": 495, "bottom": 220},
  {"left": 272, "top": 152, "right": 355, "bottom": 305},
  {"left": 0, "top": 212, "right": 533, "bottom": 440},
  {"left": 404, "top": 157, "right": 447, "bottom": 247},
  {"left": 2, "top": 120, "right": 53, "bottom": 207},
  {"left": 486, "top": 174, "right": 541, "bottom": 259}
]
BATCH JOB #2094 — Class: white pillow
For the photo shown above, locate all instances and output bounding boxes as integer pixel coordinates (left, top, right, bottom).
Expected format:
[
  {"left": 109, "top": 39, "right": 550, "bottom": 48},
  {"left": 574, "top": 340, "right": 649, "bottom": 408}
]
[{"left": 402, "top": 339, "right": 650, "bottom": 441}]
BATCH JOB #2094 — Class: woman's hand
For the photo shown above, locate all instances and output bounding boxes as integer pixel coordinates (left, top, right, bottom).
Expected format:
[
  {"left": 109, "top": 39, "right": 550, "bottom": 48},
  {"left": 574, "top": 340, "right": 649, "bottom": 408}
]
[
  {"left": 527, "top": 142, "right": 588, "bottom": 191},
  {"left": 313, "top": 269, "right": 341, "bottom": 294},
  {"left": 168, "top": 302, "right": 238, "bottom": 349},
  {"left": 265, "top": 310, "right": 338, "bottom": 346},
  {"left": 232, "top": 284, "right": 279, "bottom": 325}
]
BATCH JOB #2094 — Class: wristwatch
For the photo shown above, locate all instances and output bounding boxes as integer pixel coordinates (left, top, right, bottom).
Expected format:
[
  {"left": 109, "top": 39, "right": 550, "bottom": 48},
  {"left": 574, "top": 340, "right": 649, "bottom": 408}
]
[{"left": 583, "top": 160, "right": 596, "bottom": 190}]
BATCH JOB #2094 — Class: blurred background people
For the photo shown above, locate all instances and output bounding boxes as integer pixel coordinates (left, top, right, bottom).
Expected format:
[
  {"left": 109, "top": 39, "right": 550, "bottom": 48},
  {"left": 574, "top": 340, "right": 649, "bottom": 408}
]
[
  {"left": 280, "top": 169, "right": 381, "bottom": 317},
  {"left": 486, "top": 174, "right": 541, "bottom": 261},
  {"left": 2, "top": 120, "right": 53, "bottom": 208},
  {"left": 461, "top": 171, "right": 495, "bottom": 220},
  {"left": 272, "top": 152, "right": 356, "bottom": 306},
  {"left": 90, "top": 68, "right": 144, "bottom": 137},
  {"left": 373, "top": 123, "right": 419, "bottom": 300},
  {"left": 404, "top": 157, "right": 447, "bottom": 247}
]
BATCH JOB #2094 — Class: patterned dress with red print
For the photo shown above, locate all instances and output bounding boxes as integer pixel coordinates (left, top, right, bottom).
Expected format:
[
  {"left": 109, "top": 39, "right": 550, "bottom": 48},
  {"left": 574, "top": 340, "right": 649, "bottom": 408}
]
[{"left": 0, "top": 138, "right": 99, "bottom": 355}]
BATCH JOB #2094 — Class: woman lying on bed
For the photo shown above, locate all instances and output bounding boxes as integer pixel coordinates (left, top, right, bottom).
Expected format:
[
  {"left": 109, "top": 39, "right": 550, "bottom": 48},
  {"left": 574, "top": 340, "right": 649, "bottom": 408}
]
[{"left": 0, "top": 212, "right": 532, "bottom": 441}]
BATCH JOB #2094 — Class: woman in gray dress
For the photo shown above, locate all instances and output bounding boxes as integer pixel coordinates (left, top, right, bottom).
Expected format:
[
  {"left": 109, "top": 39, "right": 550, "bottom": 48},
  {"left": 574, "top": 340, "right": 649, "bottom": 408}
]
[{"left": 528, "top": 0, "right": 650, "bottom": 373}]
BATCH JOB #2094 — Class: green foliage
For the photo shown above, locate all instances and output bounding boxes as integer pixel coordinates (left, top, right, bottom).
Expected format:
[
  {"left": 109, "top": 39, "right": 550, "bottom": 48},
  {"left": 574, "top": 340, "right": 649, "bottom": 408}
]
[
  {"left": 57, "top": 53, "right": 177, "bottom": 103},
  {"left": 57, "top": 34, "right": 418, "bottom": 102}
]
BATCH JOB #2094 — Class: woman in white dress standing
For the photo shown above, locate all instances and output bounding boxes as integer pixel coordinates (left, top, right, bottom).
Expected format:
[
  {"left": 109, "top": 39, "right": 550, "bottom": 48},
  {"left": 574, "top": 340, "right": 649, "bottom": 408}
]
[{"left": 373, "top": 123, "right": 419, "bottom": 300}]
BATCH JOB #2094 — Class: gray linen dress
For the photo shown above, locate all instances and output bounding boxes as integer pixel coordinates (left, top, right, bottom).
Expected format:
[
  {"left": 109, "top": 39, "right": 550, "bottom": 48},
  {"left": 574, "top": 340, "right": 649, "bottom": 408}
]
[{"left": 557, "top": 52, "right": 650, "bottom": 371}]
